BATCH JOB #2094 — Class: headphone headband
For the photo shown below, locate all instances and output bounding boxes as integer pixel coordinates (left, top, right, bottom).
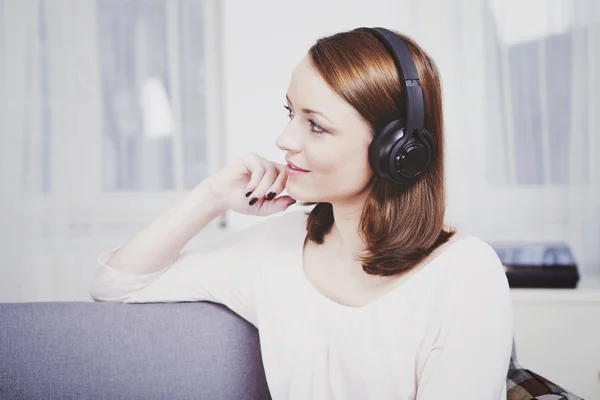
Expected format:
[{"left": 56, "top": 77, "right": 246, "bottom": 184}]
[
  {"left": 364, "top": 27, "right": 435, "bottom": 185},
  {"left": 367, "top": 27, "right": 424, "bottom": 132}
]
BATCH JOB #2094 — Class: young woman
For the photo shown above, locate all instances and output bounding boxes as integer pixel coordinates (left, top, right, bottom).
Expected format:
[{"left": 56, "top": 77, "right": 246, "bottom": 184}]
[{"left": 90, "top": 27, "right": 513, "bottom": 399}]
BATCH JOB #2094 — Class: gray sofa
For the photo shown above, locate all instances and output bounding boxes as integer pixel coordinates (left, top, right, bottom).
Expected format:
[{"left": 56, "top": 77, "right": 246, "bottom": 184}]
[
  {"left": 1, "top": 301, "right": 580, "bottom": 400},
  {"left": 0, "top": 301, "right": 271, "bottom": 400}
]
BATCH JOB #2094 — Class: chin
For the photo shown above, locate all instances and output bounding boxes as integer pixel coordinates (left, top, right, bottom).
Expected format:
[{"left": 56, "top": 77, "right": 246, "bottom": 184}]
[{"left": 285, "top": 182, "right": 322, "bottom": 203}]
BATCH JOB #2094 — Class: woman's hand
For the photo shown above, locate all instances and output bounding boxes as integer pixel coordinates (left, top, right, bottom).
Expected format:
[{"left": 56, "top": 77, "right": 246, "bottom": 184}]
[{"left": 204, "top": 152, "right": 296, "bottom": 216}]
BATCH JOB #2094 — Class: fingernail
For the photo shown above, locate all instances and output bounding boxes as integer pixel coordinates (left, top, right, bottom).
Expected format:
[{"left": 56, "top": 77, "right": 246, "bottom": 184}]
[
  {"left": 266, "top": 192, "right": 276, "bottom": 201},
  {"left": 287, "top": 200, "right": 296, "bottom": 206},
  {"left": 245, "top": 191, "right": 253, "bottom": 197},
  {"left": 249, "top": 197, "right": 258, "bottom": 206}
]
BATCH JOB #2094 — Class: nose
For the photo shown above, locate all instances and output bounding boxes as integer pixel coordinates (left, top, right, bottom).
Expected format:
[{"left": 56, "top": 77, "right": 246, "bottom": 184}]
[{"left": 275, "top": 122, "right": 303, "bottom": 153}]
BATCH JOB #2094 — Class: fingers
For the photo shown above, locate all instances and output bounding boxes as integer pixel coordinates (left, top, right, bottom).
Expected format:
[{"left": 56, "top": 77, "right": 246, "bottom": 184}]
[
  {"left": 256, "top": 194, "right": 297, "bottom": 216},
  {"left": 243, "top": 154, "right": 267, "bottom": 196},
  {"left": 252, "top": 166, "right": 279, "bottom": 205},
  {"left": 243, "top": 155, "right": 295, "bottom": 210},
  {"left": 265, "top": 163, "right": 289, "bottom": 199},
  {"left": 245, "top": 158, "right": 278, "bottom": 206}
]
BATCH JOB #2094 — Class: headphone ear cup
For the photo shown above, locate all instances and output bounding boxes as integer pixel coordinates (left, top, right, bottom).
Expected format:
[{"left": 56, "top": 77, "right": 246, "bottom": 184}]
[
  {"left": 369, "top": 119, "right": 408, "bottom": 181},
  {"left": 369, "top": 120, "right": 435, "bottom": 185},
  {"left": 419, "top": 128, "right": 436, "bottom": 156},
  {"left": 394, "top": 129, "right": 433, "bottom": 182}
]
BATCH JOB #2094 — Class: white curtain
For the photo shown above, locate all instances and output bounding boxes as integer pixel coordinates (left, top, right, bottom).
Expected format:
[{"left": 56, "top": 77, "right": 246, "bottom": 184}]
[{"left": 0, "top": 0, "right": 223, "bottom": 302}]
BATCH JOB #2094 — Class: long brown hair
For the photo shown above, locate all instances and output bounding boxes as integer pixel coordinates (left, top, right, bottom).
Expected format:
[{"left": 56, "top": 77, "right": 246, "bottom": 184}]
[{"left": 303, "top": 27, "right": 456, "bottom": 276}]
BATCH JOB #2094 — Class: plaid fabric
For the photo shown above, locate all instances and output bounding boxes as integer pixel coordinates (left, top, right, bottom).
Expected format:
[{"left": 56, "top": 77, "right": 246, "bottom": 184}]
[{"left": 507, "top": 357, "right": 584, "bottom": 400}]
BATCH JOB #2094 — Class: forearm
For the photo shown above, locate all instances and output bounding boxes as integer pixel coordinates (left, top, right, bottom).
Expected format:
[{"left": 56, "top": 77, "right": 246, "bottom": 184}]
[{"left": 104, "top": 181, "right": 226, "bottom": 275}]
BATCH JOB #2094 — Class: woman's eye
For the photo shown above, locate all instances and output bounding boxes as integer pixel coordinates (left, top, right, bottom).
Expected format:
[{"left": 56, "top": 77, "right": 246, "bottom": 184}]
[
  {"left": 309, "top": 120, "right": 325, "bottom": 134},
  {"left": 283, "top": 104, "right": 326, "bottom": 135}
]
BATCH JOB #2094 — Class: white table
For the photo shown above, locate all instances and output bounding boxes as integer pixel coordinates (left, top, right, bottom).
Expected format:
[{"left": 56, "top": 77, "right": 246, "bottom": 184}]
[{"left": 511, "top": 275, "right": 600, "bottom": 399}]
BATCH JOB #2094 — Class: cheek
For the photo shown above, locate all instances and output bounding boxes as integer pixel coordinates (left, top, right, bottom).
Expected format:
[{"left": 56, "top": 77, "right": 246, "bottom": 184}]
[
  {"left": 311, "top": 144, "right": 372, "bottom": 188},
  {"left": 339, "top": 156, "right": 372, "bottom": 188},
  {"left": 284, "top": 138, "right": 373, "bottom": 201}
]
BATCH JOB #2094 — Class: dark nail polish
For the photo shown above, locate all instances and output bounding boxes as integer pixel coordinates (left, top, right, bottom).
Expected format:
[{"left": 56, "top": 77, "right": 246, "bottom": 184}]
[
  {"left": 266, "top": 192, "right": 276, "bottom": 201},
  {"left": 245, "top": 191, "right": 253, "bottom": 197},
  {"left": 249, "top": 197, "right": 258, "bottom": 206}
]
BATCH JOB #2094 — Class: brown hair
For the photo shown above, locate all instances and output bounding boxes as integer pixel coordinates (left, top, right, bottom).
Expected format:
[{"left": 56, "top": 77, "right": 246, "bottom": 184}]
[{"left": 302, "top": 27, "right": 456, "bottom": 276}]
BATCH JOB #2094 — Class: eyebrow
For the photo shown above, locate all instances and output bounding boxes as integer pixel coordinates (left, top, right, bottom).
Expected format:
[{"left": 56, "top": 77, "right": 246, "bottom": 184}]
[{"left": 286, "top": 94, "right": 334, "bottom": 126}]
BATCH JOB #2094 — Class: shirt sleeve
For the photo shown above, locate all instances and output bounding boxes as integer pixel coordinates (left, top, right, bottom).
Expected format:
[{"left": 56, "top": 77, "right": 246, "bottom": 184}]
[
  {"left": 416, "top": 238, "right": 514, "bottom": 400},
  {"left": 88, "top": 213, "right": 288, "bottom": 327}
]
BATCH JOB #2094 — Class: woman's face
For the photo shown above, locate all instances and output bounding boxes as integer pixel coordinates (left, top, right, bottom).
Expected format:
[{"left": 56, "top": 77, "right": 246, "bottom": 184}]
[{"left": 276, "top": 54, "right": 374, "bottom": 204}]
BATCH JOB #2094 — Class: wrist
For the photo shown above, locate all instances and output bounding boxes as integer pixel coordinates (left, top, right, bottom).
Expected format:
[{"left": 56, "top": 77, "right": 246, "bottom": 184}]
[
  {"left": 200, "top": 178, "right": 229, "bottom": 215},
  {"left": 190, "top": 180, "right": 228, "bottom": 217}
]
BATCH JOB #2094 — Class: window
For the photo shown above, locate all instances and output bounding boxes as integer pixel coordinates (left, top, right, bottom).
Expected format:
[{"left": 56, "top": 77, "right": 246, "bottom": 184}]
[
  {"left": 1, "top": 0, "right": 224, "bottom": 301},
  {"left": 97, "top": 0, "right": 211, "bottom": 192},
  {"left": 19, "top": 0, "right": 223, "bottom": 235},
  {"left": 485, "top": 0, "right": 597, "bottom": 187},
  {"left": 3, "top": 0, "right": 224, "bottom": 258}
]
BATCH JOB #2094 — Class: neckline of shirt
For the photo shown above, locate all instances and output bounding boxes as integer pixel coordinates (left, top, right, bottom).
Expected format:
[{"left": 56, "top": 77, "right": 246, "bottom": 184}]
[{"left": 290, "top": 213, "right": 473, "bottom": 313}]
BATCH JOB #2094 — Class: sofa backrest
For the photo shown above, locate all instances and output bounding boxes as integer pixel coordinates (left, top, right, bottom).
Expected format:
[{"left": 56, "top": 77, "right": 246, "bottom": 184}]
[{"left": 0, "top": 301, "right": 271, "bottom": 400}]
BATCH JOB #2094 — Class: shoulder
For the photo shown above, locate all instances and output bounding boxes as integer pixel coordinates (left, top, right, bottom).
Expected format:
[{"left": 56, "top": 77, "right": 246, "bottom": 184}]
[
  {"left": 422, "top": 236, "right": 512, "bottom": 332},
  {"left": 439, "top": 235, "right": 509, "bottom": 293},
  {"left": 445, "top": 235, "right": 503, "bottom": 271},
  {"left": 426, "top": 237, "right": 513, "bottom": 367}
]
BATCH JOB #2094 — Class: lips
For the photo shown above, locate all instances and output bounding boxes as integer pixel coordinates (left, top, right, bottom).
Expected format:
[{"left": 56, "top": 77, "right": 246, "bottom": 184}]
[{"left": 286, "top": 160, "right": 310, "bottom": 172}]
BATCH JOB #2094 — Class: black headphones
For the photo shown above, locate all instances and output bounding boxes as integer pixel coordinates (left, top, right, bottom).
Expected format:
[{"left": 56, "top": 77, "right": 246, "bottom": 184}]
[{"left": 365, "top": 27, "right": 435, "bottom": 186}]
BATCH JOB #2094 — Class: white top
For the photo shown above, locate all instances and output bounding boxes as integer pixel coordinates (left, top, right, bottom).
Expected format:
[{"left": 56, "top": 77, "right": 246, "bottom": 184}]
[{"left": 90, "top": 210, "right": 513, "bottom": 400}]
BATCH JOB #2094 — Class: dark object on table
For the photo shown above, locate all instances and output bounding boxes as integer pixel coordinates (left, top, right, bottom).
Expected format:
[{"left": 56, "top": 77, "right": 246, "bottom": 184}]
[{"left": 491, "top": 242, "right": 580, "bottom": 289}]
